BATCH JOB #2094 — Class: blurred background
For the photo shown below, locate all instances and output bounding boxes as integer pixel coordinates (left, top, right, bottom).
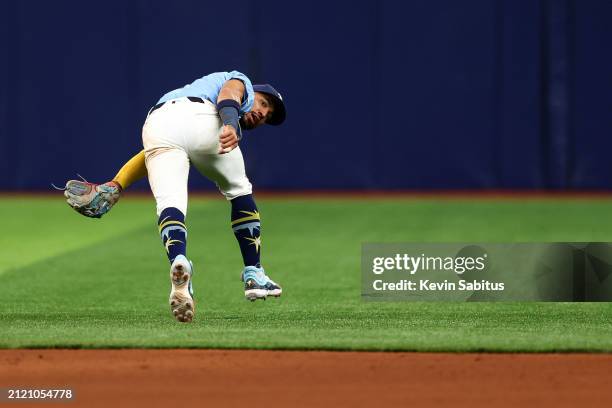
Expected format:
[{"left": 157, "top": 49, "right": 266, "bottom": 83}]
[{"left": 1, "top": 0, "right": 611, "bottom": 191}]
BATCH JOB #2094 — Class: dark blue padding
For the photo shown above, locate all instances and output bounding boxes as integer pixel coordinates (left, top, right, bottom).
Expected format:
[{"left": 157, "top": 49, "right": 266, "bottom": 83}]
[{"left": 2, "top": 0, "right": 612, "bottom": 190}]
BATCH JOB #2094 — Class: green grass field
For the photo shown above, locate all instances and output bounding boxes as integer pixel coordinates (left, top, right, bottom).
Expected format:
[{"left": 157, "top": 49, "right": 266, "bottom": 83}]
[{"left": 1, "top": 195, "right": 612, "bottom": 351}]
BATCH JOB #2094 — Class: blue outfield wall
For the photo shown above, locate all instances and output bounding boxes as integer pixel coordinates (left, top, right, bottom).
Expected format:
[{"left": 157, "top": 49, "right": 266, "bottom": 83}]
[{"left": 1, "top": 0, "right": 611, "bottom": 191}]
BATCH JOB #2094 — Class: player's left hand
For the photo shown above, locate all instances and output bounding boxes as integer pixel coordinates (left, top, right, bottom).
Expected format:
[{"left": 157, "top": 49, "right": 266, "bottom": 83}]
[{"left": 219, "top": 125, "right": 239, "bottom": 154}]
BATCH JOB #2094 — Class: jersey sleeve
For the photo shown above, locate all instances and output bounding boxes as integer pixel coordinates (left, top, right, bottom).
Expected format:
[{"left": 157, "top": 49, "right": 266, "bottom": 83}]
[{"left": 227, "top": 71, "right": 255, "bottom": 114}]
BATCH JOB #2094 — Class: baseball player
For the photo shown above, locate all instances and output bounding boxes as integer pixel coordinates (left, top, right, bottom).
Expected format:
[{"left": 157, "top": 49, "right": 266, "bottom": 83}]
[{"left": 63, "top": 71, "right": 286, "bottom": 323}]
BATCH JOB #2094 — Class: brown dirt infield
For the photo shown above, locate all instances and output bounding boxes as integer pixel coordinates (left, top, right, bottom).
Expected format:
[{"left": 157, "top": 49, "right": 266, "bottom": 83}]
[{"left": 1, "top": 350, "right": 611, "bottom": 408}]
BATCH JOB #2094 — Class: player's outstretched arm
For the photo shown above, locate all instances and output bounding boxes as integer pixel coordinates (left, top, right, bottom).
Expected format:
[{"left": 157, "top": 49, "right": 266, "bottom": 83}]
[
  {"left": 63, "top": 150, "right": 147, "bottom": 219},
  {"left": 112, "top": 150, "right": 147, "bottom": 190}
]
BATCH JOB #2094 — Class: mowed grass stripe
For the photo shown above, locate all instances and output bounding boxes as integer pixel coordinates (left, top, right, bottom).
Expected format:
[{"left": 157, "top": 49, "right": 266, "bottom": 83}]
[
  {"left": 0, "top": 198, "right": 156, "bottom": 275},
  {"left": 1, "top": 197, "right": 612, "bottom": 350}
]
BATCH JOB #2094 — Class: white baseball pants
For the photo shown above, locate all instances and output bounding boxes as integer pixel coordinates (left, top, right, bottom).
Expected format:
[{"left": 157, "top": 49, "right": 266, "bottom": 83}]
[{"left": 142, "top": 97, "right": 252, "bottom": 216}]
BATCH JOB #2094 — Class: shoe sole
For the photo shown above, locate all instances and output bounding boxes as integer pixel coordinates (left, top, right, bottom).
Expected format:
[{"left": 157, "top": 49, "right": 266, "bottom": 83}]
[
  {"left": 244, "top": 288, "right": 282, "bottom": 301},
  {"left": 169, "top": 263, "right": 194, "bottom": 323},
  {"left": 267, "top": 289, "right": 282, "bottom": 297},
  {"left": 245, "top": 288, "right": 267, "bottom": 302}
]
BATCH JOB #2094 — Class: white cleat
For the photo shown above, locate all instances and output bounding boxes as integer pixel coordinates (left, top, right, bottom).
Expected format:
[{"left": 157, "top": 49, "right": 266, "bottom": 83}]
[
  {"left": 241, "top": 266, "right": 282, "bottom": 302},
  {"left": 169, "top": 255, "right": 195, "bottom": 323}
]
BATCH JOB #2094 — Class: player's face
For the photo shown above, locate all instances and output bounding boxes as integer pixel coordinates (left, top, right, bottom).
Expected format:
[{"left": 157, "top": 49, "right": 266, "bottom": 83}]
[{"left": 241, "top": 92, "right": 275, "bottom": 130}]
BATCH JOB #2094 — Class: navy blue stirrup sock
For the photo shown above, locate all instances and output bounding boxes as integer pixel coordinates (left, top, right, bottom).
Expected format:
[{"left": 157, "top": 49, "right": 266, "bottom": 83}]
[
  {"left": 230, "top": 195, "right": 261, "bottom": 267},
  {"left": 158, "top": 207, "right": 187, "bottom": 264}
]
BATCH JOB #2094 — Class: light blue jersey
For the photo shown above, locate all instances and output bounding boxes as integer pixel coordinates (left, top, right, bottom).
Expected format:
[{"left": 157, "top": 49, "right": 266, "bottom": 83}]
[{"left": 157, "top": 71, "right": 254, "bottom": 115}]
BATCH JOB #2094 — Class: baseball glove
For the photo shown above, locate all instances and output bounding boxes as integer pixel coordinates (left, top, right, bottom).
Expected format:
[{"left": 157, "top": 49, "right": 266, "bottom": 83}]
[{"left": 63, "top": 179, "right": 122, "bottom": 218}]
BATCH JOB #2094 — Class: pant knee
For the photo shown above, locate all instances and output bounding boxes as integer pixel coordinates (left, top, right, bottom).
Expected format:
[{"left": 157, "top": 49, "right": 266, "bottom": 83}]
[
  {"left": 145, "top": 148, "right": 190, "bottom": 217},
  {"left": 220, "top": 178, "right": 253, "bottom": 201},
  {"left": 156, "top": 198, "right": 188, "bottom": 217}
]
